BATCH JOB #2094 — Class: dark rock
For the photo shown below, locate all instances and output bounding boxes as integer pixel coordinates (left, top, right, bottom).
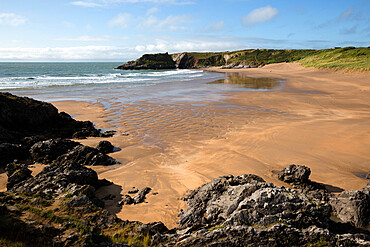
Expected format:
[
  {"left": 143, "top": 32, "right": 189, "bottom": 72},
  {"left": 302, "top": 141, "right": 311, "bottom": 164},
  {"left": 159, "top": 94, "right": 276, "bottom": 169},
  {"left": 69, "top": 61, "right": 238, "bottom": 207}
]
[
  {"left": 101, "top": 130, "right": 116, "bottom": 137},
  {"left": 6, "top": 163, "right": 32, "bottom": 190},
  {"left": 118, "top": 195, "right": 134, "bottom": 205},
  {"left": 96, "top": 141, "right": 114, "bottom": 154},
  {"left": 30, "top": 138, "right": 80, "bottom": 164},
  {"left": 0, "top": 93, "right": 117, "bottom": 168},
  {"left": 56, "top": 145, "right": 117, "bottom": 166},
  {"left": 116, "top": 53, "right": 176, "bottom": 70},
  {"left": 133, "top": 187, "right": 151, "bottom": 204},
  {"left": 278, "top": 164, "right": 311, "bottom": 184},
  {"left": 67, "top": 194, "right": 94, "bottom": 208},
  {"left": 330, "top": 184, "right": 370, "bottom": 227},
  {"left": 10, "top": 162, "right": 99, "bottom": 195},
  {"left": 0, "top": 143, "right": 29, "bottom": 166},
  {"left": 0, "top": 93, "right": 104, "bottom": 144},
  {"left": 127, "top": 189, "right": 139, "bottom": 194},
  {"left": 30, "top": 138, "right": 117, "bottom": 167}
]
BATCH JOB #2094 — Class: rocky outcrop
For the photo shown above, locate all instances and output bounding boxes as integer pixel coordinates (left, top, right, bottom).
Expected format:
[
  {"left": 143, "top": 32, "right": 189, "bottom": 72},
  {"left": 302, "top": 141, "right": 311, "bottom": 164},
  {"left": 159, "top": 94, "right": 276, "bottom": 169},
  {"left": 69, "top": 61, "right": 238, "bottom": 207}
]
[
  {"left": 172, "top": 53, "right": 197, "bottom": 69},
  {"left": 170, "top": 167, "right": 370, "bottom": 246},
  {"left": 179, "top": 174, "right": 330, "bottom": 231},
  {"left": 118, "top": 187, "right": 152, "bottom": 206},
  {"left": 330, "top": 178, "right": 370, "bottom": 227},
  {"left": 3, "top": 159, "right": 370, "bottom": 246},
  {"left": 30, "top": 139, "right": 117, "bottom": 166},
  {"left": 29, "top": 139, "right": 80, "bottom": 164},
  {"left": 116, "top": 53, "right": 176, "bottom": 70},
  {"left": 10, "top": 162, "right": 100, "bottom": 195},
  {"left": 96, "top": 140, "right": 115, "bottom": 154},
  {"left": 0, "top": 93, "right": 115, "bottom": 166},
  {"left": 278, "top": 164, "right": 311, "bottom": 185}
]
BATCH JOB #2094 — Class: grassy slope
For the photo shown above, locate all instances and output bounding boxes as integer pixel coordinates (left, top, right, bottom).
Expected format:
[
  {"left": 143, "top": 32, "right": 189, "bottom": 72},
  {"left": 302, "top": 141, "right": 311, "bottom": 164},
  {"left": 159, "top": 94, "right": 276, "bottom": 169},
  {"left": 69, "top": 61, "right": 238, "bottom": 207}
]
[
  {"left": 177, "top": 47, "right": 370, "bottom": 70},
  {"left": 299, "top": 47, "right": 370, "bottom": 70}
]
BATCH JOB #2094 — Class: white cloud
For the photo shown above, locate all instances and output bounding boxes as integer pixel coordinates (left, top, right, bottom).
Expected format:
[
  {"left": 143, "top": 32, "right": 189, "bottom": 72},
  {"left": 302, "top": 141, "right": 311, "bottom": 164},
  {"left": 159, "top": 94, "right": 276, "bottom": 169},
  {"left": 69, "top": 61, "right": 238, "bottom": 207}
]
[
  {"left": 109, "top": 13, "right": 132, "bottom": 28},
  {"left": 133, "top": 14, "right": 192, "bottom": 30},
  {"left": 0, "top": 13, "right": 27, "bottom": 26},
  {"left": 204, "top": 21, "right": 225, "bottom": 32},
  {"left": 146, "top": 7, "right": 159, "bottom": 15},
  {"left": 70, "top": 1, "right": 103, "bottom": 7},
  {"left": 134, "top": 39, "right": 242, "bottom": 53},
  {"left": 0, "top": 38, "right": 244, "bottom": 61},
  {"left": 110, "top": 12, "right": 192, "bottom": 31},
  {"left": 0, "top": 46, "right": 136, "bottom": 61},
  {"left": 156, "top": 15, "right": 191, "bottom": 30},
  {"left": 55, "top": 35, "right": 110, "bottom": 41},
  {"left": 242, "top": 6, "right": 278, "bottom": 26}
]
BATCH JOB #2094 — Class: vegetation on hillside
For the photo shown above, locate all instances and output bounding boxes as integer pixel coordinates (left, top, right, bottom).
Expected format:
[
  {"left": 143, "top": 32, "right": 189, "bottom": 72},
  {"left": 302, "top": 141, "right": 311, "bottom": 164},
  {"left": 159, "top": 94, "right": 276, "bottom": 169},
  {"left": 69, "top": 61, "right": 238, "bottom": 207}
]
[
  {"left": 173, "top": 47, "right": 369, "bottom": 70},
  {"left": 299, "top": 47, "right": 370, "bottom": 70}
]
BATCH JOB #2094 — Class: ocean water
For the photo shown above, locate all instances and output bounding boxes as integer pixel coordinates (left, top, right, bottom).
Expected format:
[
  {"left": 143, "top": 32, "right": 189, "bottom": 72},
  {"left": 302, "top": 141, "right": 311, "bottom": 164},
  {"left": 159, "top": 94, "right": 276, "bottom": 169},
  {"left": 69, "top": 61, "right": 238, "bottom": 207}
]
[
  {"left": 0, "top": 62, "right": 227, "bottom": 103},
  {"left": 0, "top": 62, "right": 282, "bottom": 106},
  {"left": 0, "top": 62, "right": 215, "bottom": 90}
]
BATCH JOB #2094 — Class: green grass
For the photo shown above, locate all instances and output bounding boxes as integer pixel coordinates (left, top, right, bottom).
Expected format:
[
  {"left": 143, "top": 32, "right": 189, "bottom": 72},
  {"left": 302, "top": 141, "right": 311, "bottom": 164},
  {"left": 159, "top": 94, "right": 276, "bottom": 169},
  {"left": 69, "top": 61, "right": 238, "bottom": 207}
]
[
  {"left": 299, "top": 47, "right": 370, "bottom": 70},
  {"left": 173, "top": 47, "right": 370, "bottom": 70}
]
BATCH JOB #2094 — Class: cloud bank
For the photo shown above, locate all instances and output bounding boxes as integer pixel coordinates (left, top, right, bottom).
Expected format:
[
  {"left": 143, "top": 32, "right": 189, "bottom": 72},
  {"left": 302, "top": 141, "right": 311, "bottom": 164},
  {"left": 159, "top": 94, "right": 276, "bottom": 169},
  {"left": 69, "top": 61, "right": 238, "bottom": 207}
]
[
  {"left": 0, "top": 13, "right": 27, "bottom": 26},
  {"left": 242, "top": 6, "right": 278, "bottom": 26}
]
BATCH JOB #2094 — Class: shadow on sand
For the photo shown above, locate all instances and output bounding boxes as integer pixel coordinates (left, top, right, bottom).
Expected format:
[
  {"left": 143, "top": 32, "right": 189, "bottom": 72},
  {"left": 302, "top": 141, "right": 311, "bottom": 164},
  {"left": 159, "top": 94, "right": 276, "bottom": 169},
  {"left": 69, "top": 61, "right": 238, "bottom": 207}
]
[{"left": 95, "top": 183, "right": 123, "bottom": 215}]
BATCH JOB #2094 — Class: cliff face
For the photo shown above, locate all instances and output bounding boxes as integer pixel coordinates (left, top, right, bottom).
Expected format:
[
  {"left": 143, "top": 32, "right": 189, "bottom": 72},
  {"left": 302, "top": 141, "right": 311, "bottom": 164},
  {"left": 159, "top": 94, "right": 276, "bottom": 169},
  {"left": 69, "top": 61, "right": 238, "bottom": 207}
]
[
  {"left": 172, "top": 53, "right": 196, "bottom": 69},
  {"left": 116, "top": 52, "right": 226, "bottom": 70},
  {"left": 116, "top": 52, "right": 176, "bottom": 70}
]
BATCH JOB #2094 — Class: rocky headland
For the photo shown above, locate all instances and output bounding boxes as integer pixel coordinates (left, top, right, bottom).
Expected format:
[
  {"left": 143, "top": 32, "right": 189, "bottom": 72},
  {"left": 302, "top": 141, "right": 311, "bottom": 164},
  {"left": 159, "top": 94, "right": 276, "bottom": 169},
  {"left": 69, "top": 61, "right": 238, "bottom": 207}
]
[
  {"left": 115, "top": 47, "right": 369, "bottom": 70},
  {"left": 0, "top": 93, "right": 369, "bottom": 246}
]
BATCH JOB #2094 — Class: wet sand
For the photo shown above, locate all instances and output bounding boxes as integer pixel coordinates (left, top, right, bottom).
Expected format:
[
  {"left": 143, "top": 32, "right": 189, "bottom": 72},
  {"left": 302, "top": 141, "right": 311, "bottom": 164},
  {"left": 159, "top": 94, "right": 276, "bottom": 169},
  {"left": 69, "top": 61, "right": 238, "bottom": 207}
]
[{"left": 2, "top": 63, "right": 369, "bottom": 228}]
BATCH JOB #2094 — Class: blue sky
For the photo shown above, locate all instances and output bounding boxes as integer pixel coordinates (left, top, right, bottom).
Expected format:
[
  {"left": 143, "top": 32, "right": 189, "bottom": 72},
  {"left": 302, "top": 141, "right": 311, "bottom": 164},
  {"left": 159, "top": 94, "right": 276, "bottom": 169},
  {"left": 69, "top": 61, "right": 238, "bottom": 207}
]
[{"left": 0, "top": 0, "right": 369, "bottom": 61}]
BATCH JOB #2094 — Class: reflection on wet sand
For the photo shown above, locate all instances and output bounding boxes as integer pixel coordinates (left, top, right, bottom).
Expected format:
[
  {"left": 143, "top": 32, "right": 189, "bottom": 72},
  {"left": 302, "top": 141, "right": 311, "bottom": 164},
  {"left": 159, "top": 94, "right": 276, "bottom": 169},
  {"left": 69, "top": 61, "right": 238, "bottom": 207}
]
[{"left": 208, "top": 72, "right": 282, "bottom": 89}]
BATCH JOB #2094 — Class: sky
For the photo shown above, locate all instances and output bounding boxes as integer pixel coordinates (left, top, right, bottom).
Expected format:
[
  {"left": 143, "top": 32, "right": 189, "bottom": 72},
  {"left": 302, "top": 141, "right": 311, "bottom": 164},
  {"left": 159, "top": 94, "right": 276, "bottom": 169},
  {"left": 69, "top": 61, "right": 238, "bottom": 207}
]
[{"left": 0, "top": 0, "right": 369, "bottom": 61}]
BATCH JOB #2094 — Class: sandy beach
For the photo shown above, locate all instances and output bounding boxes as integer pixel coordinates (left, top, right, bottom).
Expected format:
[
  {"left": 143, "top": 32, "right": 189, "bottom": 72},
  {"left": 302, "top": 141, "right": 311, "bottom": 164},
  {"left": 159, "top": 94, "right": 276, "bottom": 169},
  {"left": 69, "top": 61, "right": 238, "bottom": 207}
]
[{"left": 3, "top": 63, "right": 369, "bottom": 228}]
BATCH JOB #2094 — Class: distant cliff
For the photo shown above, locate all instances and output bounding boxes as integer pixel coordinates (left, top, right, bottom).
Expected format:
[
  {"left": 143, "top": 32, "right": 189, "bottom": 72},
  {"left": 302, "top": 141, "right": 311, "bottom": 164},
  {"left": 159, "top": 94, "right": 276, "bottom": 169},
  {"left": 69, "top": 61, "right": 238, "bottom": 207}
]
[
  {"left": 116, "top": 47, "right": 370, "bottom": 70},
  {"left": 115, "top": 52, "right": 176, "bottom": 70}
]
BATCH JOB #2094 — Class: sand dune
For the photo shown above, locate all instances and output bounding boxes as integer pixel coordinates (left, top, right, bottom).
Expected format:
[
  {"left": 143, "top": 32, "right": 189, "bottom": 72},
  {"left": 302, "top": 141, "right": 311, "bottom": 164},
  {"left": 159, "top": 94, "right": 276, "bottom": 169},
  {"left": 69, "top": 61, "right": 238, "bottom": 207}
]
[{"left": 25, "top": 63, "right": 370, "bottom": 227}]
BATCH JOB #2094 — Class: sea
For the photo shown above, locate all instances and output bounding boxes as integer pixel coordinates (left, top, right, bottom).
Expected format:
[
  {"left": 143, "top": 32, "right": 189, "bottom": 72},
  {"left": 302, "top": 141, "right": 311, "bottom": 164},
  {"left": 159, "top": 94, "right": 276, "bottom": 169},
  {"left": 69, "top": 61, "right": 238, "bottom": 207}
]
[{"left": 0, "top": 62, "right": 228, "bottom": 102}]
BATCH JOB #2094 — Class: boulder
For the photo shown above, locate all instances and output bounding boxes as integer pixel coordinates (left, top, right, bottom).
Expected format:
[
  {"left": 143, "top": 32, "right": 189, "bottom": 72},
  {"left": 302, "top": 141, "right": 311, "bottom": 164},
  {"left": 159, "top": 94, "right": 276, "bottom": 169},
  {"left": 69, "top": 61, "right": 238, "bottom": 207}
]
[
  {"left": 118, "top": 195, "right": 135, "bottom": 205},
  {"left": 133, "top": 187, "right": 152, "bottom": 204},
  {"left": 9, "top": 162, "right": 99, "bottom": 195},
  {"left": 278, "top": 164, "right": 311, "bottom": 184},
  {"left": 56, "top": 145, "right": 117, "bottom": 166},
  {"left": 29, "top": 138, "right": 117, "bottom": 166},
  {"left": 330, "top": 184, "right": 370, "bottom": 227},
  {"left": 30, "top": 139, "right": 80, "bottom": 164},
  {"left": 96, "top": 140, "right": 114, "bottom": 154},
  {"left": 179, "top": 174, "right": 330, "bottom": 230}
]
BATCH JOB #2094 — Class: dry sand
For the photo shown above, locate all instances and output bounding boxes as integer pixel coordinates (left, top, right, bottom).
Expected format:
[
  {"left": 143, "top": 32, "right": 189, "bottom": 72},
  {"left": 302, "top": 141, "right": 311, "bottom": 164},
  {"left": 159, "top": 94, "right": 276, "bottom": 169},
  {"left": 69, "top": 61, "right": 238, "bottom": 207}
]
[{"left": 2, "top": 63, "right": 369, "bottom": 228}]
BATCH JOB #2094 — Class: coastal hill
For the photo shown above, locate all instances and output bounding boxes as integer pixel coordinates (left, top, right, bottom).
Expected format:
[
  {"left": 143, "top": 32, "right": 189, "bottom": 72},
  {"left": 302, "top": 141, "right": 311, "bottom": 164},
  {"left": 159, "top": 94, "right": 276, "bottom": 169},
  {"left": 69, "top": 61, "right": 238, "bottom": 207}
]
[{"left": 116, "top": 47, "right": 370, "bottom": 71}]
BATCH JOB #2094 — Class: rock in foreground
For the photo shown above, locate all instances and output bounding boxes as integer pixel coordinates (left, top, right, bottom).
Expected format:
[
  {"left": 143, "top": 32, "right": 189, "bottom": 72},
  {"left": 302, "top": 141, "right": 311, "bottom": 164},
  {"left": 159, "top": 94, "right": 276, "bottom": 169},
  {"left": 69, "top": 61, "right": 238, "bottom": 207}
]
[
  {"left": 170, "top": 168, "right": 369, "bottom": 246},
  {"left": 0, "top": 92, "right": 116, "bottom": 166}
]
